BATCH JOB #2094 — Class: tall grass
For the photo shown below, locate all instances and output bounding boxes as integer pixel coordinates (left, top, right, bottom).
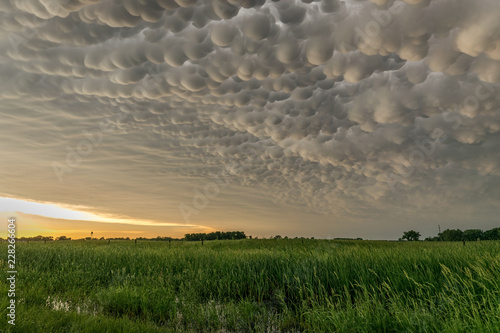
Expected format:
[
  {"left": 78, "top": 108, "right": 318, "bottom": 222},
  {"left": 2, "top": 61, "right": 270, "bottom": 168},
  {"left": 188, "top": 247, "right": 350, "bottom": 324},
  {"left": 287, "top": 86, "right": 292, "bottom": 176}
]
[{"left": 1, "top": 239, "right": 499, "bottom": 332}]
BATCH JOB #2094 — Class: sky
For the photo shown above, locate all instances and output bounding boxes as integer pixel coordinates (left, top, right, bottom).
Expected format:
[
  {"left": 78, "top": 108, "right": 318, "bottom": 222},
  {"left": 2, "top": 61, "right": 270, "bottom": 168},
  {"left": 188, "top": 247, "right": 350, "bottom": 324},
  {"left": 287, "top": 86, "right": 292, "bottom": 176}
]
[{"left": 1, "top": 0, "right": 500, "bottom": 240}]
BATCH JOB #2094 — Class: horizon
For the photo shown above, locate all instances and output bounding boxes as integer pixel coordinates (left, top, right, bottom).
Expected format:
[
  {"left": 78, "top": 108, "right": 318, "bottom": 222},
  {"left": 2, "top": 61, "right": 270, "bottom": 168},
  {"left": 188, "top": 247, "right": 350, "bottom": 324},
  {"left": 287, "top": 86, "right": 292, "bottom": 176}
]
[
  {"left": 2, "top": 214, "right": 496, "bottom": 241},
  {"left": 2, "top": 0, "right": 500, "bottom": 240}
]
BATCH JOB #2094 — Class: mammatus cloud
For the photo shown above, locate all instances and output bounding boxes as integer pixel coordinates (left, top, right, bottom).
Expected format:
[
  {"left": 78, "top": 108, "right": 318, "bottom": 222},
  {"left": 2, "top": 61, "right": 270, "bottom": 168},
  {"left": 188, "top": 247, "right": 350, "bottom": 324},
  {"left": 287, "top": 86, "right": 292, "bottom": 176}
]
[{"left": 1, "top": 0, "right": 500, "bottom": 238}]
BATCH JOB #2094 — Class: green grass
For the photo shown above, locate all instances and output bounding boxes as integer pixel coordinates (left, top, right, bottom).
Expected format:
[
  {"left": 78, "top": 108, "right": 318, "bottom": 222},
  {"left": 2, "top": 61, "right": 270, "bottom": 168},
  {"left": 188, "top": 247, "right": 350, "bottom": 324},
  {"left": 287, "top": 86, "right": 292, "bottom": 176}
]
[{"left": 1, "top": 239, "right": 499, "bottom": 332}]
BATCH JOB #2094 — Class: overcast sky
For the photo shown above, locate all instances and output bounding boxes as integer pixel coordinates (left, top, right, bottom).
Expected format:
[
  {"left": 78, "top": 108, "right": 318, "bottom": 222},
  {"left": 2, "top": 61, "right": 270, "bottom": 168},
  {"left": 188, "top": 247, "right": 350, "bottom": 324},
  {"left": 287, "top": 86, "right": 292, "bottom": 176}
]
[{"left": 1, "top": 0, "right": 500, "bottom": 239}]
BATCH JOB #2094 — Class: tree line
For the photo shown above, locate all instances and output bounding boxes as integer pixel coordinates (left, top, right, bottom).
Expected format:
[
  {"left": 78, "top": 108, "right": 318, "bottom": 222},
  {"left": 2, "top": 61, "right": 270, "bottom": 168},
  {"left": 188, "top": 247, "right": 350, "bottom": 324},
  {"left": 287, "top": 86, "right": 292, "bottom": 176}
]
[
  {"left": 1, "top": 232, "right": 248, "bottom": 242},
  {"left": 184, "top": 231, "right": 247, "bottom": 241},
  {"left": 426, "top": 227, "right": 500, "bottom": 241},
  {"left": 401, "top": 227, "right": 500, "bottom": 241}
]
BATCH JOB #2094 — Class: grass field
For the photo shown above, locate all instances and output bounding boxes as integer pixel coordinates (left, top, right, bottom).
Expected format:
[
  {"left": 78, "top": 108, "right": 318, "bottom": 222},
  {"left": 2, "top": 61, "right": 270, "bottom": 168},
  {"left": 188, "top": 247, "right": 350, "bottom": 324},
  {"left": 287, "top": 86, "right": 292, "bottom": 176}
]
[{"left": 1, "top": 239, "right": 499, "bottom": 332}]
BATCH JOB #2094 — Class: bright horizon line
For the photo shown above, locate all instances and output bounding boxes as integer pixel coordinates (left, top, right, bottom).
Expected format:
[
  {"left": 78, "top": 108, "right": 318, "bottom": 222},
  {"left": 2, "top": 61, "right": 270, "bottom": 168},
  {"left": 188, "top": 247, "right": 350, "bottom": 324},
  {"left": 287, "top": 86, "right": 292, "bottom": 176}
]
[
  {"left": 2, "top": 196, "right": 490, "bottom": 241},
  {"left": 0, "top": 196, "right": 196, "bottom": 227}
]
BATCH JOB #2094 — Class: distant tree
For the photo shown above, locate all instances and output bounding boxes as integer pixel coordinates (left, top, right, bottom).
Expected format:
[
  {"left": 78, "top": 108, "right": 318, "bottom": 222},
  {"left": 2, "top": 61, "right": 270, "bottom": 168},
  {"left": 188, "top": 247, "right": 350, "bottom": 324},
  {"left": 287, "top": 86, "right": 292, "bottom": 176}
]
[
  {"left": 482, "top": 227, "right": 500, "bottom": 240},
  {"left": 184, "top": 231, "right": 247, "bottom": 242},
  {"left": 273, "top": 235, "right": 282, "bottom": 239},
  {"left": 463, "top": 229, "right": 483, "bottom": 241},
  {"left": 402, "top": 230, "right": 421, "bottom": 241},
  {"left": 419, "top": 227, "right": 500, "bottom": 242},
  {"left": 439, "top": 229, "right": 464, "bottom": 242},
  {"left": 56, "top": 236, "right": 70, "bottom": 241}
]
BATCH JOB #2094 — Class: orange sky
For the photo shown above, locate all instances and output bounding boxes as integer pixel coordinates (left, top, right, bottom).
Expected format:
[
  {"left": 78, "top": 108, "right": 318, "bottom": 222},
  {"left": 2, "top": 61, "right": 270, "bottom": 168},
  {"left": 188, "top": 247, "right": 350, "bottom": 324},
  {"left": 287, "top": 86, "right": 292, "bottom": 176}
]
[{"left": 0, "top": 211, "right": 214, "bottom": 239}]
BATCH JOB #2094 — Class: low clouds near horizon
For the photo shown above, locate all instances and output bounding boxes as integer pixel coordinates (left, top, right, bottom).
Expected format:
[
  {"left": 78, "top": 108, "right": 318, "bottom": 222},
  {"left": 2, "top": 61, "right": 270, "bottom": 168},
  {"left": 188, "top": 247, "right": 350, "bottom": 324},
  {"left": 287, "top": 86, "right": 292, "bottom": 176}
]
[{"left": 1, "top": 0, "right": 500, "bottom": 239}]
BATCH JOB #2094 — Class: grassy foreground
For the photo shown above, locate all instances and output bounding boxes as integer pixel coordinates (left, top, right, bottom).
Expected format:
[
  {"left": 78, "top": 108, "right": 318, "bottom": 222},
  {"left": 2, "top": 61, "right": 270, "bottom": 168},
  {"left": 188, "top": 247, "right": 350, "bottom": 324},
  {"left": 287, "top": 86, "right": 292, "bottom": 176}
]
[{"left": 1, "top": 239, "right": 499, "bottom": 332}]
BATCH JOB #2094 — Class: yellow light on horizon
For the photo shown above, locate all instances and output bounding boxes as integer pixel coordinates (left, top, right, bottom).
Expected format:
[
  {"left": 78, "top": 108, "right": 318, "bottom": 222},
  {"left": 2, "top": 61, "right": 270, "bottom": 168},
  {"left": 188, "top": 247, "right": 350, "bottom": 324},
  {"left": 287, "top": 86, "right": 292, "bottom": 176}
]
[{"left": 0, "top": 196, "right": 193, "bottom": 227}]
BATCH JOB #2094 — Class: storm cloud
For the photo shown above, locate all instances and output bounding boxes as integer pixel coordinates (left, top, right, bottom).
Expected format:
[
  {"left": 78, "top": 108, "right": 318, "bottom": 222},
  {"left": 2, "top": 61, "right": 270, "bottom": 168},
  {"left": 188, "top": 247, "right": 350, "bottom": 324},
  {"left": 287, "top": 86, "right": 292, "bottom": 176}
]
[{"left": 1, "top": 0, "right": 500, "bottom": 238}]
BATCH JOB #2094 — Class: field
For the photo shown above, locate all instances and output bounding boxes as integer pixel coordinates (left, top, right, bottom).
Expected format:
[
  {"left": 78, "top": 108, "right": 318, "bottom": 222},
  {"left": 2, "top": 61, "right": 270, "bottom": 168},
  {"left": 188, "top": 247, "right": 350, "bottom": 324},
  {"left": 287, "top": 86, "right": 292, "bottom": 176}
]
[{"left": 1, "top": 239, "right": 499, "bottom": 332}]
